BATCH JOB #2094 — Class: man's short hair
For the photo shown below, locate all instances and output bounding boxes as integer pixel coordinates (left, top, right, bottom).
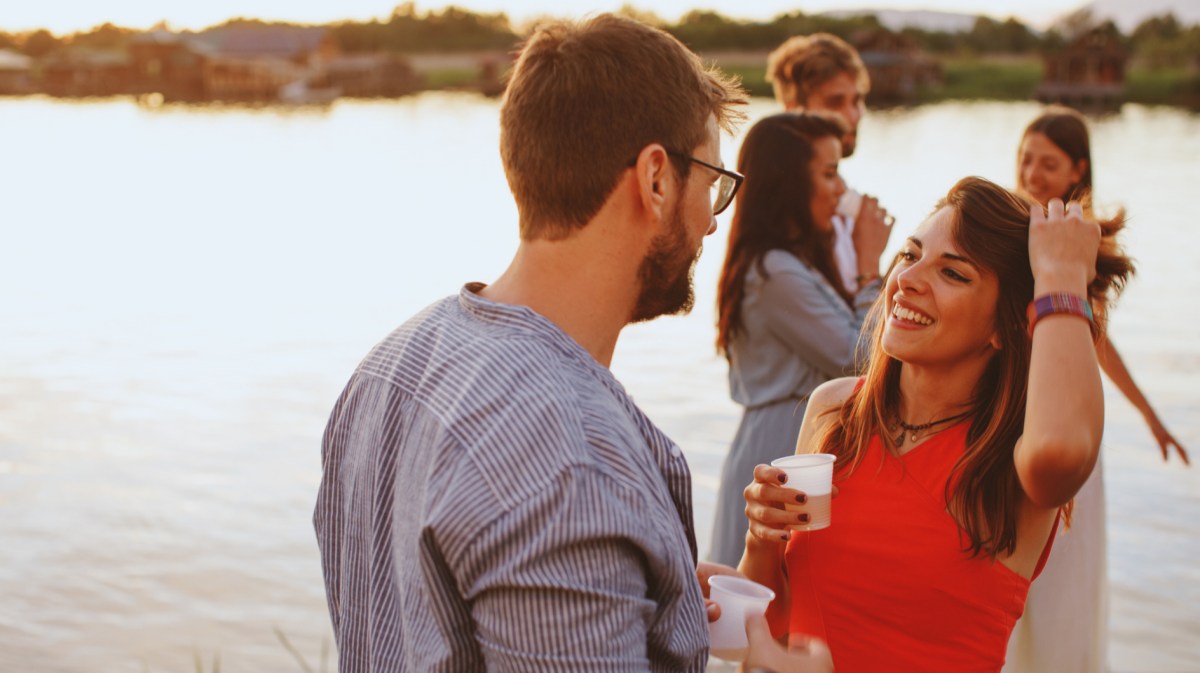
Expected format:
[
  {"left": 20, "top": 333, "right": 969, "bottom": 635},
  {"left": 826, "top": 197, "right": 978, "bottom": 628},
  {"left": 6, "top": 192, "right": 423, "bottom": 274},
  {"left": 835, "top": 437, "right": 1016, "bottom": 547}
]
[
  {"left": 766, "top": 33, "right": 870, "bottom": 109},
  {"left": 500, "top": 14, "right": 747, "bottom": 241}
]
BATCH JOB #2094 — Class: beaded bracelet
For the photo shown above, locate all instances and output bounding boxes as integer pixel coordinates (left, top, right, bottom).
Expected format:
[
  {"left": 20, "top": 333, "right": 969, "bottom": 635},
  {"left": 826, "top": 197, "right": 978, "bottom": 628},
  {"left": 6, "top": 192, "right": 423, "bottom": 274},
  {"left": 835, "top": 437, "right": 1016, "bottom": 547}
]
[{"left": 1026, "top": 293, "right": 1096, "bottom": 338}]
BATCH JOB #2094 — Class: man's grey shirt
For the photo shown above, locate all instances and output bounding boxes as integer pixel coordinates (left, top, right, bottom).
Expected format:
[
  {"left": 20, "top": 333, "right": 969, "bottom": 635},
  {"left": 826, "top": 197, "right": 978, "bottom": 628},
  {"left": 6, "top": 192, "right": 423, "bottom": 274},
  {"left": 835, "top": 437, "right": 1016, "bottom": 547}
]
[{"left": 315, "top": 284, "right": 709, "bottom": 672}]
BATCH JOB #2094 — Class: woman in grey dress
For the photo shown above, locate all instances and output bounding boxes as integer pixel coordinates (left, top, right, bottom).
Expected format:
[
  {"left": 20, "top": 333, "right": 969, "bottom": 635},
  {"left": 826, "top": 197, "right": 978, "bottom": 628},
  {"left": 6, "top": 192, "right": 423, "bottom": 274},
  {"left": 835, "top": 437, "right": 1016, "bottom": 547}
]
[{"left": 708, "top": 112, "right": 893, "bottom": 566}]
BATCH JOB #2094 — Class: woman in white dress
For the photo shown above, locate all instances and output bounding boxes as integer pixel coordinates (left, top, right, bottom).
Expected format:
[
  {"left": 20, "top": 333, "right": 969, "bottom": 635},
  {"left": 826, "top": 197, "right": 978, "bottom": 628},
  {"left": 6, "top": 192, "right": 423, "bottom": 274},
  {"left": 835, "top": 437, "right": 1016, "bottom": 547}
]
[{"left": 1003, "top": 106, "right": 1190, "bottom": 673}]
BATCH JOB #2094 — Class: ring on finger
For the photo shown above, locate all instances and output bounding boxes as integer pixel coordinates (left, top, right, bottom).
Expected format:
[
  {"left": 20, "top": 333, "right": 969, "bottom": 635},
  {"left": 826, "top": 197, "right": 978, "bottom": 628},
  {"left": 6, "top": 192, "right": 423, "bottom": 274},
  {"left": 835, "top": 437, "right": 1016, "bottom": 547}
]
[{"left": 884, "top": 215, "right": 896, "bottom": 227}]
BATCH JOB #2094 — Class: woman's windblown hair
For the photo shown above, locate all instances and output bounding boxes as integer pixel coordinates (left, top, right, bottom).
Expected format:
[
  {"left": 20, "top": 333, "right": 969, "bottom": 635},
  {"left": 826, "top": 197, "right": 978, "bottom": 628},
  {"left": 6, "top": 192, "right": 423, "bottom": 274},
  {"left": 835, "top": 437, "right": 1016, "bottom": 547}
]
[{"left": 818, "top": 176, "right": 1133, "bottom": 558}]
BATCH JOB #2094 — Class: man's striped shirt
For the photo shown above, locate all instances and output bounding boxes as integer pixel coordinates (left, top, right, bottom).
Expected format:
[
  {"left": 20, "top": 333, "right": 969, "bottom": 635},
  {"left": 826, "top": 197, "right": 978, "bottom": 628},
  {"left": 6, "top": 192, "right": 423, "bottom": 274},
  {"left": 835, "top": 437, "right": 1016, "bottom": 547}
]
[{"left": 314, "top": 284, "right": 709, "bottom": 672}]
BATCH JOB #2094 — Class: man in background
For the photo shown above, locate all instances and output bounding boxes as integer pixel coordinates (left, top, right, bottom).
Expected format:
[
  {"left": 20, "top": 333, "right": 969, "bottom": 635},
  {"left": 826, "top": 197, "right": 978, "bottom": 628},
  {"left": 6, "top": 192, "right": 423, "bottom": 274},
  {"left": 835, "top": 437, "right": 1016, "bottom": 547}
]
[
  {"left": 767, "top": 33, "right": 894, "bottom": 294},
  {"left": 315, "top": 13, "right": 831, "bottom": 673}
]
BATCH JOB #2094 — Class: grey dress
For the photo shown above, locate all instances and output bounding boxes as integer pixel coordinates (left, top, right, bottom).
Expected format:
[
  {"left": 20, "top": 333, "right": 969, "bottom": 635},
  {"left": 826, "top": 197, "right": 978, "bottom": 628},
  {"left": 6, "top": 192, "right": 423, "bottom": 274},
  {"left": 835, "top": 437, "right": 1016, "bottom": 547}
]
[{"left": 707, "top": 249, "right": 879, "bottom": 567}]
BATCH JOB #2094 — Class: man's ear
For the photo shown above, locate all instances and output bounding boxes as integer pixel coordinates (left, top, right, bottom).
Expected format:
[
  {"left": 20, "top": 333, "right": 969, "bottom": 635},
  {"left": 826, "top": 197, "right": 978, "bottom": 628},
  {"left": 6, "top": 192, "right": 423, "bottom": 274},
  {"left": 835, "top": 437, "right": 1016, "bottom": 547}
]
[{"left": 633, "top": 143, "right": 671, "bottom": 222}]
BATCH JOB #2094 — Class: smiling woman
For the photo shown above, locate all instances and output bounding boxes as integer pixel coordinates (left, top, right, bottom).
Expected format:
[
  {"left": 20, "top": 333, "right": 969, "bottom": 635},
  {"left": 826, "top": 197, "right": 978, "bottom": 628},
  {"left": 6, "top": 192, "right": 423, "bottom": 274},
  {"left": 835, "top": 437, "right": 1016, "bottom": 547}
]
[
  {"left": 1, "top": 89, "right": 1197, "bottom": 673},
  {"left": 707, "top": 111, "right": 894, "bottom": 568},
  {"left": 737, "top": 176, "right": 1133, "bottom": 672},
  {"left": 1006, "top": 105, "right": 1191, "bottom": 673}
]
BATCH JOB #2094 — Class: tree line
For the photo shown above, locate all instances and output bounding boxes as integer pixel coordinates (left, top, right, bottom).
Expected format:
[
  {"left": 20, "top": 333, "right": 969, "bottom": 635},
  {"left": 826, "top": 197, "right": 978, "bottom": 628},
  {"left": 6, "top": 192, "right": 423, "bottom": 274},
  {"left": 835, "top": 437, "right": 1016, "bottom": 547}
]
[{"left": 1, "top": 4, "right": 1198, "bottom": 70}]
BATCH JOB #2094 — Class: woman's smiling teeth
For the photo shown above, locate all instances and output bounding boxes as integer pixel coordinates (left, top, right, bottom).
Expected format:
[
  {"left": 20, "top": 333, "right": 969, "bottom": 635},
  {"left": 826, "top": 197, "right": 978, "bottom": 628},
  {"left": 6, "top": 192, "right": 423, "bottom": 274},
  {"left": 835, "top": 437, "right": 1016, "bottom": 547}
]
[{"left": 892, "top": 304, "right": 933, "bottom": 326}]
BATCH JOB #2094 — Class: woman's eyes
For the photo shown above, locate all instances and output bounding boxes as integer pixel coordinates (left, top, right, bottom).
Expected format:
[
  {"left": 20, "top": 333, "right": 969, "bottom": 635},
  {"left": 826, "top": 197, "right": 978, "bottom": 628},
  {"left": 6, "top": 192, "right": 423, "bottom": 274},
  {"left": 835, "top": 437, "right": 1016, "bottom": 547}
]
[{"left": 897, "top": 250, "right": 970, "bottom": 283}]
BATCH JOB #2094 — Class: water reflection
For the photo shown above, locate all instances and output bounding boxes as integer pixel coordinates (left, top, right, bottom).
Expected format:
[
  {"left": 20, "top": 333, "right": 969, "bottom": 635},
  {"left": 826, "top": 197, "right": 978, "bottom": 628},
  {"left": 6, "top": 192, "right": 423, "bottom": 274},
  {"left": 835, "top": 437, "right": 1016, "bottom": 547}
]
[{"left": 1, "top": 94, "right": 1197, "bottom": 671}]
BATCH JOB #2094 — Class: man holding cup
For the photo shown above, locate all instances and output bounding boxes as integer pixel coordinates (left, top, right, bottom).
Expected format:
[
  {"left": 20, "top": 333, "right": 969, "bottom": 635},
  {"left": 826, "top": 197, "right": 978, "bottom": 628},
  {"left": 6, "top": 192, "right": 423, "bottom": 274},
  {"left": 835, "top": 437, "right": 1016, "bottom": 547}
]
[
  {"left": 315, "top": 14, "right": 829, "bottom": 673},
  {"left": 767, "top": 33, "right": 895, "bottom": 294}
]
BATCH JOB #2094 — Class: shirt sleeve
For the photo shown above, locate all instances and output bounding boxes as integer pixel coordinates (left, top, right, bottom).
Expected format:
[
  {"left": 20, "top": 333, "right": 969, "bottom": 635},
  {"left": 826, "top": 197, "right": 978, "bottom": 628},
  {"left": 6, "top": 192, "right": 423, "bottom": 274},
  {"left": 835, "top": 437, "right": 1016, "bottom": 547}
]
[
  {"left": 450, "top": 464, "right": 672, "bottom": 673},
  {"left": 758, "top": 256, "right": 880, "bottom": 379}
]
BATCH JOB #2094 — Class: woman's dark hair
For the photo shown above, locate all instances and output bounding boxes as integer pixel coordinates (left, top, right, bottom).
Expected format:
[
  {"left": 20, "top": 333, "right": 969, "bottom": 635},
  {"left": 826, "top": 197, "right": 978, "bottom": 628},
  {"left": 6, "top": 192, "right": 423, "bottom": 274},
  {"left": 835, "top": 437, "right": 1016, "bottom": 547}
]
[
  {"left": 1021, "top": 106, "right": 1093, "bottom": 202},
  {"left": 716, "top": 111, "right": 849, "bottom": 355},
  {"left": 819, "top": 177, "right": 1133, "bottom": 558}
]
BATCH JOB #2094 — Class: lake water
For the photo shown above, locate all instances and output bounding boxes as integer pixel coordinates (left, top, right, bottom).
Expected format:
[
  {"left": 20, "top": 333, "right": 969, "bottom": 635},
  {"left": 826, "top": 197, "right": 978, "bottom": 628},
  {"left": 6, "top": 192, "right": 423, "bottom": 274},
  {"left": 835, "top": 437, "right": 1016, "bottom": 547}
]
[{"left": 1, "top": 93, "right": 1197, "bottom": 672}]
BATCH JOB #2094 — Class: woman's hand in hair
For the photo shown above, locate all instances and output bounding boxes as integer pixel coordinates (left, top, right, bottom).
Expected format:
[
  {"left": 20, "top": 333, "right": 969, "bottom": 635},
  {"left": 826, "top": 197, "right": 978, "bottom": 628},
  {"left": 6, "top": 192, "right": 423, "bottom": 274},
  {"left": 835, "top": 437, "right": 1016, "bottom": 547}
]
[{"left": 1029, "top": 198, "right": 1100, "bottom": 295}]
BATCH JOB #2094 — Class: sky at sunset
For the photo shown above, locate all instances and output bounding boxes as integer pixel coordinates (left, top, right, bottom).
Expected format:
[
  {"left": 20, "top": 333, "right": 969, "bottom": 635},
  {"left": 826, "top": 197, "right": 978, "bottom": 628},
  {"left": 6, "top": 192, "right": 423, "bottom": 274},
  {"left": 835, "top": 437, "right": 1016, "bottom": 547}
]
[{"left": 6, "top": 0, "right": 1091, "bottom": 35}]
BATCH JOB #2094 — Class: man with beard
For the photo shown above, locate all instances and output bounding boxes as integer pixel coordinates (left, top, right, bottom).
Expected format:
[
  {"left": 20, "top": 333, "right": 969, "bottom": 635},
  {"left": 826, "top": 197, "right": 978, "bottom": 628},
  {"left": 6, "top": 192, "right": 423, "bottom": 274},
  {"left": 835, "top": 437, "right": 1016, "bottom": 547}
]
[
  {"left": 767, "top": 33, "right": 894, "bottom": 293},
  {"left": 314, "top": 14, "right": 833, "bottom": 673}
]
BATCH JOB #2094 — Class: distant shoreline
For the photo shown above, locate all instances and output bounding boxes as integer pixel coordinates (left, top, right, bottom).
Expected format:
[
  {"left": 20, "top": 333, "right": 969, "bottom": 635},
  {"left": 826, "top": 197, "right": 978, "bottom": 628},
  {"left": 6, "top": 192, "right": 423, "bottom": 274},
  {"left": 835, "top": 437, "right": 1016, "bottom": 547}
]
[
  {"left": 1, "top": 53, "right": 1194, "bottom": 110},
  {"left": 707, "top": 52, "right": 1199, "bottom": 109}
]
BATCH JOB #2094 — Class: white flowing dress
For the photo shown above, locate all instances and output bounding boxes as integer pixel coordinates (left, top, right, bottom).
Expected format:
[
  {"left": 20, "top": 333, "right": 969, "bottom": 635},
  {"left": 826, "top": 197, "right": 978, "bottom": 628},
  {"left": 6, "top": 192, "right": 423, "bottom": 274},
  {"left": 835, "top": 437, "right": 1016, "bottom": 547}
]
[{"left": 1003, "top": 455, "right": 1109, "bottom": 673}]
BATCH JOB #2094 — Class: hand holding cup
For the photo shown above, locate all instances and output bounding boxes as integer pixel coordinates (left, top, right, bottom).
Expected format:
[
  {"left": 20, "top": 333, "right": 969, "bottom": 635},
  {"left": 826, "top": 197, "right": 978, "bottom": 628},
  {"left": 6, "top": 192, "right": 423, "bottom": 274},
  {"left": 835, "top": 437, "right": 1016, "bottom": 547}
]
[
  {"left": 851, "top": 195, "right": 894, "bottom": 277},
  {"left": 707, "top": 576, "right": 775, "bottom": 662},
  {"left": 744, "top": 455, "right": 836, "bottom": 544}
]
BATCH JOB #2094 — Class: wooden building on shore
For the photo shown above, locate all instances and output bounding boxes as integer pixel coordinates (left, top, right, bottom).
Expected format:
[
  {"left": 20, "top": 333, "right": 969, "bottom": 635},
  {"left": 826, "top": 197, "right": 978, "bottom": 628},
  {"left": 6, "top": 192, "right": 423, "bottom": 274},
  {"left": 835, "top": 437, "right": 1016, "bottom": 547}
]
[
  {"left": 0, "top": 50, "right": 33, "bottom": 94},
  {"left": 129, "top": 30, "right": 207, "bottom": 100},
  {"left": 852, "top": 28, "right": 942, "bottom": 104},
  {"left": 1036, "top": 27, "right": 1127, "bottom": 107},
  {"left": 40, "top": 49, "right": 133, "bottom": 97}
]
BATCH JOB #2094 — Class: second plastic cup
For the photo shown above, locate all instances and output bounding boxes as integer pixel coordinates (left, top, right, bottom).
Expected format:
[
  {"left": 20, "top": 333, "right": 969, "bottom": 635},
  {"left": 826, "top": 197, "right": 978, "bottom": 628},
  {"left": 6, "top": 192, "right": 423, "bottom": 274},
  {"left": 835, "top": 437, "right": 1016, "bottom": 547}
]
[
  {"left": 836, "top": 188, "right": 863, "bottom": 219},
  {"left": 707, "top": 575, "right": 776, "bottom": 662},
  {"left": 770, "top": 453, "right": 835, "bottom": 531}
]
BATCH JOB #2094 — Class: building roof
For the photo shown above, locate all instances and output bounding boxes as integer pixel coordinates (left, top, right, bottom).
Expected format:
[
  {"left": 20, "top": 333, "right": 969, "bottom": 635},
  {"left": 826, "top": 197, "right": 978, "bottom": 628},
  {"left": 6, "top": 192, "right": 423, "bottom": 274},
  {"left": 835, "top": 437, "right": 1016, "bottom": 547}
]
[
  {"left": 195, "top": 25, "right": 328, "bottom": 59},
  {"left": 131, "top": 29, "right": 184, "bottom": 45},
  {"left": 41, "top": 49, "right": 132, "bottom": 68},
  {"left": 0, "top": 49, "right": 33, "bottom": 71}
]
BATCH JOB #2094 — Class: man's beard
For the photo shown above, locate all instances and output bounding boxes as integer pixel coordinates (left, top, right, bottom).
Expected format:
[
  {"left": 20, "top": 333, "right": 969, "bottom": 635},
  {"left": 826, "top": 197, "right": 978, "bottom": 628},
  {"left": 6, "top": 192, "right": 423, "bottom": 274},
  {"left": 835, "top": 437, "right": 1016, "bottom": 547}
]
[
  {"left": 841, "top": 132, "right": 857, "bottom": 158},
  {"left": 630, "top": 203, "right": 700, "bottom": 324}
]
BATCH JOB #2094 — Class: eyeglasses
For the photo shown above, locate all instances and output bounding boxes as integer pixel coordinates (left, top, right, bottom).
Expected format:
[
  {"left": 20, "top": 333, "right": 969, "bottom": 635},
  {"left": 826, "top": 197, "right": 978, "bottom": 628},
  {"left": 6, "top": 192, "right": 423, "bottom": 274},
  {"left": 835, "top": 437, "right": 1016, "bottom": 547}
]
[{"left": 666, "top": 150, "right": 744, "bottom": 216}]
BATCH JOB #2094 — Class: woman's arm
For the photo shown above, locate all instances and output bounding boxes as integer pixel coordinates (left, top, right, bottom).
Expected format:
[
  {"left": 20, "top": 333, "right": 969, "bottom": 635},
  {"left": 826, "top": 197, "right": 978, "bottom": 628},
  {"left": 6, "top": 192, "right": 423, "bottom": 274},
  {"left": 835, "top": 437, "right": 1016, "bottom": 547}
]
[
  {"left": 1097, "top": 337, "right": 1189, "bottom": 464},
  {"left": 738, "top": 378, "right": 856, "bottom": 626},
  {"left": 759, "top": 251, "right": 879, "bottom": 377},
  {"left": 1014, "top": 200, "right": 1105, "bottom": 508}
]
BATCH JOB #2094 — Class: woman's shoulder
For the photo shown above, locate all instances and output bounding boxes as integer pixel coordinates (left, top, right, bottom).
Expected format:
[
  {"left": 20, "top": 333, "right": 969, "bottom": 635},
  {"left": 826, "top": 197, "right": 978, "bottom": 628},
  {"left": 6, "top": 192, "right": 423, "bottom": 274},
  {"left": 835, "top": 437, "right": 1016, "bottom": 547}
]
[
  {"left": 796, "top": 377, "right": 860, "bottom": 453},
  {"left": 760, "top": 249, "right": 812, "bottom": 274},
  {"left": 808, "top": 377, "right": 860, "bottom": 415}
]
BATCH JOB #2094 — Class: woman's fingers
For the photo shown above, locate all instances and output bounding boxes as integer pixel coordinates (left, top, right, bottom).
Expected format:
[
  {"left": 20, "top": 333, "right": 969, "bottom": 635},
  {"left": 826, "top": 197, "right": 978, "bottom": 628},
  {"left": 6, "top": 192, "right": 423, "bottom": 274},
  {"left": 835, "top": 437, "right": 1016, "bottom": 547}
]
[
  {"left": 745, "top": 479, "right": 807, "bottom": 504},
  {"left": 1047, "top": 197, "right": 1065, "bottom": 220},
  {"left": 1028, "top": 197, "right": 1099, "bottom": 287},
  {"left": 746, "top": 463, "right": 811, "bottom": 542},
  {"left": 747, "top": 517, "right": 791, "bottom": 544},
  {"left": 1066, "top": 199, "right": 1085, "bottom": 221},
  {"left": 746, "top": 499, "right": 805, "bottom": 527},
  {"left": 753, "top": 463, "right": 787, "bottom": 485}
]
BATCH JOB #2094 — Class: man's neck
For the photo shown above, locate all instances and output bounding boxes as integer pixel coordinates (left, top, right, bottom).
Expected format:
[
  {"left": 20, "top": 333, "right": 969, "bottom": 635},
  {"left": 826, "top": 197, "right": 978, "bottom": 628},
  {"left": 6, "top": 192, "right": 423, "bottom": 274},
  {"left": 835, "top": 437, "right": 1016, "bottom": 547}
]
[{"left": 481, "top": 228, "right": 641, "bottom": 368}]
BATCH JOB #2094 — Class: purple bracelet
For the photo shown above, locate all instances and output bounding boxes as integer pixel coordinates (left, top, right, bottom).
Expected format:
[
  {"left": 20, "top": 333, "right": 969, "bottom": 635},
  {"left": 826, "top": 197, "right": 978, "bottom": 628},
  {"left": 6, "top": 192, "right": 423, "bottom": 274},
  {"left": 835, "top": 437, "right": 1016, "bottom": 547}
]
[{"left": 1026, "top": 293, "right": 1096, "bottom": 337}]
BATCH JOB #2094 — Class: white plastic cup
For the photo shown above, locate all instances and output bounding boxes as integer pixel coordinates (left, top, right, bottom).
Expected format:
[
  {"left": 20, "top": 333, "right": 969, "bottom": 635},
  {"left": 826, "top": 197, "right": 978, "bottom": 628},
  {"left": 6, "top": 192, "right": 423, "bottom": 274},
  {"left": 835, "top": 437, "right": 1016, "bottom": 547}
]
[
  {"left": 707, "top": 575, "right": 776, "bottom": 662},
  {"left": 836, "top": 188, "right": 863, "bottom": 220},
  {"left": 770, "top": 454, "right": 835, "bottom": 531}
]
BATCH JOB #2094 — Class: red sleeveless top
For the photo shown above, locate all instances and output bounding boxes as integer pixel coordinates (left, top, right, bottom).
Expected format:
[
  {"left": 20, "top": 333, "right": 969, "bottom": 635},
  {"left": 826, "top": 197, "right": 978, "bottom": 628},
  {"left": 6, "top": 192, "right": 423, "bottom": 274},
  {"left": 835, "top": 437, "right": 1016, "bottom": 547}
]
[{"left": 770, "top": 422, "right": 1056, "bottom": 673}]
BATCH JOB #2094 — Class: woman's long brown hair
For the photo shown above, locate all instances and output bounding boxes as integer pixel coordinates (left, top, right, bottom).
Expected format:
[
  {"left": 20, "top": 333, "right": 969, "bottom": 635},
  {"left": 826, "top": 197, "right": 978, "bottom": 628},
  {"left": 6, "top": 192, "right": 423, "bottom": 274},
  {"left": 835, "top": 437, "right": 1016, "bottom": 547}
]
[
  {"left": 817, "top": 177, "right": 1133, "bottom": 558},
  {"left": 716, "top": 112, "right": 849, "bottom": 355},
  {"left": 1019, "top": 106, "right": 1093, "bottom": 202}
]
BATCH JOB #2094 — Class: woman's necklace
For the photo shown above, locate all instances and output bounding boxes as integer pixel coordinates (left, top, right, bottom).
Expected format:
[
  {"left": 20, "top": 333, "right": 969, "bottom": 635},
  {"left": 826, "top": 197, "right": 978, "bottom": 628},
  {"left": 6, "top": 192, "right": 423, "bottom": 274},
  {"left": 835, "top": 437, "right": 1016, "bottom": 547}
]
[{"left": 891, "top": 410, "right": 972, "bottom": 447}]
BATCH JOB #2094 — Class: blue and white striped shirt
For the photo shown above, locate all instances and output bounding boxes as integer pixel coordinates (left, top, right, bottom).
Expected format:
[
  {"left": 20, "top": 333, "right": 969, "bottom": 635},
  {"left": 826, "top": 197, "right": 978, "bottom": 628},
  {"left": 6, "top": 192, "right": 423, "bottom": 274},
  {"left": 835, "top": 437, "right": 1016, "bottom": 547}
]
[{"left": 315, "top": 284, "right": 709, "bottom": 672}]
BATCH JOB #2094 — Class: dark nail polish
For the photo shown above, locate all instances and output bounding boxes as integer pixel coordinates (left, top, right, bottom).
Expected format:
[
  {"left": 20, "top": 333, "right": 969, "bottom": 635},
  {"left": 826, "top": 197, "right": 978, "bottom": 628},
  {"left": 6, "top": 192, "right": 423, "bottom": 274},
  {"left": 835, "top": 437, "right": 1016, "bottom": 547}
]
[
  {"left": 777, "top": 473, "right": 788, "bottom": 484},
  {"left": 796, "top": 494, "right": 806, "bottom": 505},
  {"left": 798, "top": 513, "right": 809, "bottom": 524},
  {"left": 781, "top": 532, "right": 790, "bottom": 542}
]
